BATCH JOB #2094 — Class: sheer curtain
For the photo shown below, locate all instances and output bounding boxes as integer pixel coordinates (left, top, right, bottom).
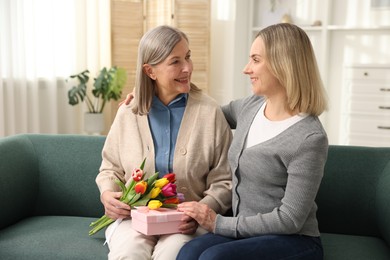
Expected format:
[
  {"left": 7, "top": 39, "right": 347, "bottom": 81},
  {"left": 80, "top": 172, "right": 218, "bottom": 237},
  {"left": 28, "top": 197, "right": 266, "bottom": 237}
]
[{"left": 0, "top": 0, "right": 111, "bottom": 137}]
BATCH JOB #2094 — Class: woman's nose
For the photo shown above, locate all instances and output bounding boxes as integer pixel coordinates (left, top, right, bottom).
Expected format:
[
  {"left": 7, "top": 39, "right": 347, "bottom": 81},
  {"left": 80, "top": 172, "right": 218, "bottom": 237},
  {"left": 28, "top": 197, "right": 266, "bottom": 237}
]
[
  {"left": 243, "top": 63, "right": 251, "bottom": 74},
  {"left": 183, "top": 61, "right": 192, "bottom": 73}
]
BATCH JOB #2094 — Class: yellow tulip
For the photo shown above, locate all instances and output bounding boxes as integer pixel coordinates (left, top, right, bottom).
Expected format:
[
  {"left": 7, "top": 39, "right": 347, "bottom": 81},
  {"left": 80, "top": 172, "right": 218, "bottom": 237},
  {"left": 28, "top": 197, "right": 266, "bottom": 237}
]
[
  {"left": 148, "top": 200, "right": 163, "bottom": 210},
  {"left": 154, "top": 178, "right": 169, "bottom": 188},
  {"left": 150, "top": 187, "right": 161, "bottom": 199}
]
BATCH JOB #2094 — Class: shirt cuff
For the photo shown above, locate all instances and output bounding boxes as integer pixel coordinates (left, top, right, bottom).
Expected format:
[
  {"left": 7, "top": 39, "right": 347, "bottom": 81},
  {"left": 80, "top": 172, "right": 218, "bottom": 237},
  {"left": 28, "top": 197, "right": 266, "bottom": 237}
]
[{"left": 214, "top": 214, "right": 238, "bottom": 238}]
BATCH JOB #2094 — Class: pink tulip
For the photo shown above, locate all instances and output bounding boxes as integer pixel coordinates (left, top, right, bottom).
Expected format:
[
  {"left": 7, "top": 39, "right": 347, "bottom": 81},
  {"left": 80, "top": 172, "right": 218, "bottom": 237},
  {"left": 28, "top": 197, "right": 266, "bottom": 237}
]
[{"left": 161, "top": 183, "right": 177, "bottom": 197}]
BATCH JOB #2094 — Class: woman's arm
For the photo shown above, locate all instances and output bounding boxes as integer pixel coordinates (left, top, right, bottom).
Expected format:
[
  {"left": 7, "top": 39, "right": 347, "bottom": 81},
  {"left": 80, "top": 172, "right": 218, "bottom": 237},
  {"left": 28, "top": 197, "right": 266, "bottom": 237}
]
[
  {"left": 96, "top": 106, "right": 133, "bottom": 220},
  {"left": 221, "top": 95, "right": 261, "bottom": 130}
]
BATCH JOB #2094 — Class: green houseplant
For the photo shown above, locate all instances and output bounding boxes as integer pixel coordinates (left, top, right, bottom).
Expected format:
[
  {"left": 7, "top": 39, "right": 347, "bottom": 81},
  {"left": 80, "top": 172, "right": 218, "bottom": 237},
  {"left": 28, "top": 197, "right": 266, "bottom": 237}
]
[{"left": 68, "top": 66, "right": 127, "bottom": 113}]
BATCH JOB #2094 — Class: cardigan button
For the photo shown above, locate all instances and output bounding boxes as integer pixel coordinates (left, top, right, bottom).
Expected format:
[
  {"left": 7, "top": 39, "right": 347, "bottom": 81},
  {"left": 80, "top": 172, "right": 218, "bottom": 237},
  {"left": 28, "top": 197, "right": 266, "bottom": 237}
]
[{"left": 179, "top": 148, "right": 187, "bottom": 155}]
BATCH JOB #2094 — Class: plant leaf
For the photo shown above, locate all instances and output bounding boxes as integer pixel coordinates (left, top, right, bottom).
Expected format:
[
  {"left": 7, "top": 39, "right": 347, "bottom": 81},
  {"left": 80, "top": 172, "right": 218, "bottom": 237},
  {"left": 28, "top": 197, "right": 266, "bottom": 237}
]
[
  {"left": 67, "top": 70, "right": 90, "bottom": 106},
  {"left": 140, "top": 157, "right": 147, "bottom": 170}
]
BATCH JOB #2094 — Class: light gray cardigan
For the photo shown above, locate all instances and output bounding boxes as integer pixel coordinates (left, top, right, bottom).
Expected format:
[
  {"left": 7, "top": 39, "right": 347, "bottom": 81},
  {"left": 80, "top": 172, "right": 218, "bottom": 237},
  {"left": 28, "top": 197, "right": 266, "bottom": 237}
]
[{"left": 216, "top": 95, "right": 328, "bottom": 238}]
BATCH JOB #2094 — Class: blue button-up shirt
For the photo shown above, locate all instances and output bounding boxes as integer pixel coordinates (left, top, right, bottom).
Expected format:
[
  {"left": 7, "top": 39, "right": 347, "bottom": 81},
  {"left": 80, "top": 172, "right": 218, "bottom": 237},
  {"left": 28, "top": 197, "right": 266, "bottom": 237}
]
[{"left": 148, "top": 94, "right": 187, "bottom": 177}]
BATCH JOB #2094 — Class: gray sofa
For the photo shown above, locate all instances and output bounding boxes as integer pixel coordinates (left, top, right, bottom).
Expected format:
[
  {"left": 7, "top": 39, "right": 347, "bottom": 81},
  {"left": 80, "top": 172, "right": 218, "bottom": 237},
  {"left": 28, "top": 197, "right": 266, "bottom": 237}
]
[{"left": 0, "top": 134, "right": 390, "bottom": 259}]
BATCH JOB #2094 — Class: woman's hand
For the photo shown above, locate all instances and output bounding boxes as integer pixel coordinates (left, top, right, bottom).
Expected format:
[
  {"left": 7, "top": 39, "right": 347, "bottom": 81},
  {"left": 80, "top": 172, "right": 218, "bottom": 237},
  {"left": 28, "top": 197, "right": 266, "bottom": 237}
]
[
  {"left": 118, "top": 92, "right": 134, "bottom": 107},
  {"left": 178, "top": 202, "right": 217, "bottom": 233},
  {"left": 101, "top": 190, "right": 131, "bottom": 220},
  {"left": 178, "top": 214, "right": 199, "bottom": 235}
]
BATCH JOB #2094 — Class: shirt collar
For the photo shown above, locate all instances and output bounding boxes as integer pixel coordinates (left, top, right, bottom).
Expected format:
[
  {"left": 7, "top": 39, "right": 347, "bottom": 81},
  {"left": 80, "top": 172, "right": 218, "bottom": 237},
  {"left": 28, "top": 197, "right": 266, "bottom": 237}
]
[{"left": 152, "top": 93, "right": 188, "bottom": 109}]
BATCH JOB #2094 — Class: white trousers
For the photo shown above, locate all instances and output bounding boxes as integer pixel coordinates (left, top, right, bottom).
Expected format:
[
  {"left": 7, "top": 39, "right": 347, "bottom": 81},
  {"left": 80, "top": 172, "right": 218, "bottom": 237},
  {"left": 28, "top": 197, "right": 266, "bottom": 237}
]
[{"left": 105, "top": 218, "right": 206, "bottom": 260}]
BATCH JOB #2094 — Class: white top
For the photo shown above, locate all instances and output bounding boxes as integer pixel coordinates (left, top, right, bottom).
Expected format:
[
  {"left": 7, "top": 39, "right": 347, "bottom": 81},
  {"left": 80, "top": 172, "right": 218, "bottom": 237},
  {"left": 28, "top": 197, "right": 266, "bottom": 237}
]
[{"left": 245, "top": 102, "right": 308, "bottom": 148}]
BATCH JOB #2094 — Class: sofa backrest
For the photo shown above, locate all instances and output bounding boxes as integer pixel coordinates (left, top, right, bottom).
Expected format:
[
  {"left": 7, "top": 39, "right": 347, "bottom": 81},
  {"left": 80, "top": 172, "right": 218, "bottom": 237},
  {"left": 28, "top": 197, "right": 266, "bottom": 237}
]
[
  {"left": 316, "top": 145, "right": 390, "bottom": 243},
  {"left": 27, "top": 134, "right": 106, "bottom": 218},
  {"left": 0, "top": 134, "right": 107, "bottom": 230}
]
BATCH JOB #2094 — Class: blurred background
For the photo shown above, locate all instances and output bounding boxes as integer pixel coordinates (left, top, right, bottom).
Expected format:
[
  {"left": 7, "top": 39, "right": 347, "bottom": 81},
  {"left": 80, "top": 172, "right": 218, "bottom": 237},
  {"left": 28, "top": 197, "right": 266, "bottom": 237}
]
[{"left": 1, "top": 0, "right": 389, "bottom": 146}]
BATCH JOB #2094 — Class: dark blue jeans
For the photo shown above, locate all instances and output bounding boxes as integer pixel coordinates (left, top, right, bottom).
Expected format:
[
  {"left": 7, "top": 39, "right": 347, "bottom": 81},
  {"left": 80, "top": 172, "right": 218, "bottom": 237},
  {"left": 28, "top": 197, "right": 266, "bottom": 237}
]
[{"left": 176, "top": 233, "right": 323, "bottom": 260}]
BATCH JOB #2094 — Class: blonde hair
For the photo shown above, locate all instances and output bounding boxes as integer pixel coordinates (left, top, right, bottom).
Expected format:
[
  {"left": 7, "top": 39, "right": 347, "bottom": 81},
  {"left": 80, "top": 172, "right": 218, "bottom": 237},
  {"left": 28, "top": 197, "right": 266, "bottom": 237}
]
[
  {"left": 131, "top": 25, "right": 201, "bottom": 115},
  {"left": 256, "top": 23, "right": 328, "bottom": 116}
]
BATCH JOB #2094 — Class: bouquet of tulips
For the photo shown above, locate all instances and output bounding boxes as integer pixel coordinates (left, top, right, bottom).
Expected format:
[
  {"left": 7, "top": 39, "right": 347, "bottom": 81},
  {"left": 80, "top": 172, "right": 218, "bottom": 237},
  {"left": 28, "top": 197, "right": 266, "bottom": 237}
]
[{"left": 89, "top": 158, "right": 181, "bottom": 236}]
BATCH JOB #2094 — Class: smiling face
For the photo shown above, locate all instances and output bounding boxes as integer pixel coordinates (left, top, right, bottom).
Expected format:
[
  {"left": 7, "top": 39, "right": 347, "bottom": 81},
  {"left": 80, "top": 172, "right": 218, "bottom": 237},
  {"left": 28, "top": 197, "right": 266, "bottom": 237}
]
[
  {"left": 144, "top": 37, "right": 193, "bottom": 105},
  {"left": 243, "top": 37, "right": 282, "bottom": 97}
]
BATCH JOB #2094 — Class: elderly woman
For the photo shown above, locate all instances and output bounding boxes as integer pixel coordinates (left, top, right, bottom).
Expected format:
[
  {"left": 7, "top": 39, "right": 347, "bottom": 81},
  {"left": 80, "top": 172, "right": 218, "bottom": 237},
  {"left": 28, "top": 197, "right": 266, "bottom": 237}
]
[{"left": 96, "top": 25, "right": 232, "bottom": 260}]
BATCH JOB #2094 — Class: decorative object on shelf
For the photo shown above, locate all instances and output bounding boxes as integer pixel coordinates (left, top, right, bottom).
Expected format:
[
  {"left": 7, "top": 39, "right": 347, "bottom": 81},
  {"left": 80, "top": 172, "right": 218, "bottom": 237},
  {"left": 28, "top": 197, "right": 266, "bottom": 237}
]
[
  {"left": 67, "top": 66, "right": 127, "bottom": 134},
  {"left": 262, "top": 0, "right": 290, "bottom": 27},
  {"left": 270, "top": 0, "right": 276, "bottom": 12},
  {"left": 312, "top": 20, "right": 322, "bottom": 26},
  {"left": 281, "top": 13, "right": 293, "bottom": 24}
]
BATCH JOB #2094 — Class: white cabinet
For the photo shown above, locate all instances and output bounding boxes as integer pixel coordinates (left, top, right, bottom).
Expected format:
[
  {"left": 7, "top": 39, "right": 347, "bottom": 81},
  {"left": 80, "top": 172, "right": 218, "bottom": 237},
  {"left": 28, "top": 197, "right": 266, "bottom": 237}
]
[
  {"left": 247, "top": 0, "right": 390, "bottom": 145},
  {"left": 341, "top": 65, "right": 390, "bottom": 147}
]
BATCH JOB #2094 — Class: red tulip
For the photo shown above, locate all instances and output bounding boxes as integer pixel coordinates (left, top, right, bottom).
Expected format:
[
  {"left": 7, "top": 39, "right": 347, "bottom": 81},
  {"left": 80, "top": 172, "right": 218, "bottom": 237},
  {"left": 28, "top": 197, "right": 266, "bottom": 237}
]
[
  {"left": 134, "top": 181, "right": 147, "bottom": 194},
  {"left": 163, "top": 197, "right": 179, "bottom": 204},
  {"left": 163, "top": 173, "right": 176, "bottom": 183}
]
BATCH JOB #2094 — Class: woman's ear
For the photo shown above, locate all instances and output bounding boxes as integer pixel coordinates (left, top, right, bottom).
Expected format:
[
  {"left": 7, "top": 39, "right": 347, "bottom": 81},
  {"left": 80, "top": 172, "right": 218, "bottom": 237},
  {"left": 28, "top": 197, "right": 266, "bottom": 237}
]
[{"left": 143, "top": 64, "right": 156, "bottom": 80}]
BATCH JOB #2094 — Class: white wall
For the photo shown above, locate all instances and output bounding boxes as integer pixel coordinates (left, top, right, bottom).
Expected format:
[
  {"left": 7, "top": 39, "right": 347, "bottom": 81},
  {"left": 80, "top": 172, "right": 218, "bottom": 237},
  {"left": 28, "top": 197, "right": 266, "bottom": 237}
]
[{"left": 209, "top": 0, "right": 251, "bottom": 106}]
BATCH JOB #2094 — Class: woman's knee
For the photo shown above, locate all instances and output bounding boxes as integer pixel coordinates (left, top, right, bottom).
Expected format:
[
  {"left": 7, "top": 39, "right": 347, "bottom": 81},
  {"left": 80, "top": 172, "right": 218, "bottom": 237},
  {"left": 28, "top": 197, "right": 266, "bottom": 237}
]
[
  {"left": 176, "top": 239, "right": 205, "bottom": 260},
  {"left": 199, "top": 247, "right": 230, "bottom": 260},
  {"left": 177, "top": 233, "right": 231, "bottom": 260}
]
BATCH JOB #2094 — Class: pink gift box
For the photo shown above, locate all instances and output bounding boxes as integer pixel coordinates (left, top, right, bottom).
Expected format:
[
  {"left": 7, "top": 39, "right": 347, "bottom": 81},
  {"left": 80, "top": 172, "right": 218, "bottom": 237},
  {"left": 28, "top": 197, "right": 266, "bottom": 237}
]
[{"left": 131, "top": 208, "right": 184, "bottom": 235}]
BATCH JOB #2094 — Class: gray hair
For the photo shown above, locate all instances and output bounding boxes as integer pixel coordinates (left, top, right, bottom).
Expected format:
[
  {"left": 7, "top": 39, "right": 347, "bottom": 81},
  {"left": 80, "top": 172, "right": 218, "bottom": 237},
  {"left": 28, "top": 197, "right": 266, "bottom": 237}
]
[{"left": 131, "top": 25, "right": 200, "bottom": 115}]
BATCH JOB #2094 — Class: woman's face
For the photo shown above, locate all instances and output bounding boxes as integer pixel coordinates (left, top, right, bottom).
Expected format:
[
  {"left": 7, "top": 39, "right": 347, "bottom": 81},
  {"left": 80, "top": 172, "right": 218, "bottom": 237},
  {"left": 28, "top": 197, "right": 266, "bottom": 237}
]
[
  {"left": 243, "top": 37, "right": 281, "bottom": 97},
  {"left": 146, "top": 38, "right": 193, "bottom": 105}
]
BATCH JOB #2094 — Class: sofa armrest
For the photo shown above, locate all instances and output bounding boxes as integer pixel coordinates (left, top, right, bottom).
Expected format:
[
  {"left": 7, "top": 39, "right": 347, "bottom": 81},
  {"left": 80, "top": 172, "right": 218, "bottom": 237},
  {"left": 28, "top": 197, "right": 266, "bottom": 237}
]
[
  {"left": 0, "top": 135, "right": 39, "bottom": 229},
  {"left": 317, "top": 145, "right": 390, "bottom": 238},
  {"left": 376, "top": 160, "right": 390, "bottom": 246}
]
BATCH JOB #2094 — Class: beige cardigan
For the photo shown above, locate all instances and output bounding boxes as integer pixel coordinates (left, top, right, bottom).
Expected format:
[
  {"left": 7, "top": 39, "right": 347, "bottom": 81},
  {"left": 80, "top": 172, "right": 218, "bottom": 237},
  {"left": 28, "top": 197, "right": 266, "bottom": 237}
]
[{"left": 96, "top": 90, "right": 233, "bottom": 214}]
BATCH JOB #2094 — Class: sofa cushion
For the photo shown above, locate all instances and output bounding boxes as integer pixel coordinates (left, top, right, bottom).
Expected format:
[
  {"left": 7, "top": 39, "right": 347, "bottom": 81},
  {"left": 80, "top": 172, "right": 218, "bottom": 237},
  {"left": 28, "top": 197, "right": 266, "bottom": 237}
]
[
  {"left": 0, "top": 216, "right": 107, "bottom": 260},
  {"left": 321, "top": 233, "right": 390, "bottom": 260}
]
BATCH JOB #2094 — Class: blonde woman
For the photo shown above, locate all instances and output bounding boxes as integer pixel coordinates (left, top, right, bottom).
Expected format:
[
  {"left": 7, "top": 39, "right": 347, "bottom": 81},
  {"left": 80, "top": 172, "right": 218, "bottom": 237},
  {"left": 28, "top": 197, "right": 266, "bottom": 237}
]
[
  {"left": 96, "top": 25, "right": 232, "bottom": 259},
  {"left": 177, "top": 23, "right": 328, "bottom": 260}
]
